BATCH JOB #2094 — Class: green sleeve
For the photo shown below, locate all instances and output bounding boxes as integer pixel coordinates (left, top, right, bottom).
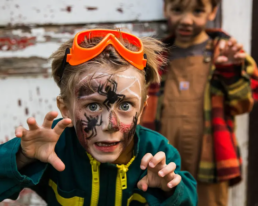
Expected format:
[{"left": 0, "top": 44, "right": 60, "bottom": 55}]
[
  {"left": 0, "top": 138, "right": 48, "bottom": 201},
  {"left": 143, "top": 140, "right": 198, "bottom": 206}
]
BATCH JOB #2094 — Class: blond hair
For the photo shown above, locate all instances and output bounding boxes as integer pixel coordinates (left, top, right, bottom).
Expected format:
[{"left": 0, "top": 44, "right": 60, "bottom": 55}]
[{"left": 50, "top": 30, "right": 166, "bottom": 104}]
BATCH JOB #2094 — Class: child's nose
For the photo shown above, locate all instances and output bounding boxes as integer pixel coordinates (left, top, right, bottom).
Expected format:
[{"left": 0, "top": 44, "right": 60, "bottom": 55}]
[
  {"left": 102, "top": 110, "right": 120, "bottom": 132},
  {"left": 180, "top": 13, "right": 193, "bottom": 25}
]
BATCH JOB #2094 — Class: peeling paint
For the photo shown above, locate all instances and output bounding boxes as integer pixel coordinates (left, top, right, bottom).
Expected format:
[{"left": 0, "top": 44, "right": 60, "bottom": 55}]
[
  {"left": 86, "top": 7, "right": 98, "bottom": 11},
  {"left": 64, "top": 6, "right": 72, "bottom": 13},
  {"left": 117, "top": 8, "right": 123, "bottom": 13},
  {"left": 0, "top": 36, "right": 36, "bottom": 51},
  {"left": 0, "top": 0, "right": 165, "bottom": 26}
]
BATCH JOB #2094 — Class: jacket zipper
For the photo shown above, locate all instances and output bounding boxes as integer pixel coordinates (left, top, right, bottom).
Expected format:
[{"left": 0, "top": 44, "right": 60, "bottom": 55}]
[
  {"left": 115, "top": 156, "right": 136, "bottom": 206},
  {"left": 87, "top": 153, "right": 100, "bottom": 206}
]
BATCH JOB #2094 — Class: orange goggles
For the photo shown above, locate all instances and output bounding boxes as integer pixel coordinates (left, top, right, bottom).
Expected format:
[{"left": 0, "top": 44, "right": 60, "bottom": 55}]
[
  {"left": 58, "top": 29, "right": 147, "bottom": 83},
  {"left": 66, "top": 29, "right": 147, "bottom": 70}
]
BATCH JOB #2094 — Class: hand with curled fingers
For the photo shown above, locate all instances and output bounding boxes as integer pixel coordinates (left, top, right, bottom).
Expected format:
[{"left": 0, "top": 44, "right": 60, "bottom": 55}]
[
  {"left": 15, "top": 111, "right": 71, "bottom": 171},
  {"left": 216, "top": 37, "right": 246, "bottom": 65},
  {"left": 137, "top": 152, "right": 181, "bottom": 193}
]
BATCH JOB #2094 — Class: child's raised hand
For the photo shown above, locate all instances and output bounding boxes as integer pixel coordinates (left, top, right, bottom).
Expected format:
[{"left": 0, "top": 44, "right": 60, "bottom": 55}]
[
  {"left": 15, "top": 111, "right": 71, "bottom": 171},
  {"left": 216, "top": 37, "right": 246, "bottom": 65},
  {"left": 137, "top": 152, "right": 181, "bottom": 192}
]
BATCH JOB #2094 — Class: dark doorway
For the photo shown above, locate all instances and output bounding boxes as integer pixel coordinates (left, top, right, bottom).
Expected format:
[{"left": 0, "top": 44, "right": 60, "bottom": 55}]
[{"left": 247, "top": 0, "right": 258, "bottom": 205}]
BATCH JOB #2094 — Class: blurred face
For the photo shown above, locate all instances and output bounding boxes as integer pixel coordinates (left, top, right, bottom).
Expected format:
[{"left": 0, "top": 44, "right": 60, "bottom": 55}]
[
  {"left": 70, "top": 66, "right": 143, "bottom": 163},
  {"left": 164, "top": 0, "right": 217, "bottom": 43}
]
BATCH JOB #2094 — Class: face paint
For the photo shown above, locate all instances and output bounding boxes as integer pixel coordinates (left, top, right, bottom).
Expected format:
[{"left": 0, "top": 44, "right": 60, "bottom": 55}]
[
  {"left": 81, "top": 113, "right": 103, "bottom": 139},
  {"left": 120, "top": 112, "right": 138, "bottom": 146},
  {"left": 75, "top": 120, "right": 88, "bottom": 149},
  {"left": 98, "top": 78, "right": 125, "bottom": 110},
  {"left": 108, "top": 111, "right": 120, "bottom": 132},
  {"left": 71, "top": 67, "right": 143, "bottom": 163}
]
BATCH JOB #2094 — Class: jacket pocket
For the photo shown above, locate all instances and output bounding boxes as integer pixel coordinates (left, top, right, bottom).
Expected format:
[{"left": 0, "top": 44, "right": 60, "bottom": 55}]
[{"left": 48, "top": 179, "right": 85, "bottom": 206}]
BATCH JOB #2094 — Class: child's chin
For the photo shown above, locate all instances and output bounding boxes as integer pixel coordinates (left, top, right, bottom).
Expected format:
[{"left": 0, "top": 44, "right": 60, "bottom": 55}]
[{"left": 90, "top": 153, "right": 120, "bottom": 164}]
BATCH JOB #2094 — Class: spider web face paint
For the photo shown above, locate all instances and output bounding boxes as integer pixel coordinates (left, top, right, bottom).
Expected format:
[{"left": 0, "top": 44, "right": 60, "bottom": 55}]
[
  {"left": 81, "top": 113, "right": 103, "bottom": 140},
  {"left": 71, "top": 67, "right": 143, "bottom": 163},
  {"left": 97, "top": 78, "right": 125, "bottom": 110}
]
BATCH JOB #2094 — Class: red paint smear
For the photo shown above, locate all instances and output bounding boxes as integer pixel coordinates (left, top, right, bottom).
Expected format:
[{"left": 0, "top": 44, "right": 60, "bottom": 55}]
[
  {"left": 117, "top": 8, "right": 123, "bottom": 13},
  {"left": 110, "top": 112, "right": 119, "bottom": 127},
  {"left": 120, "top": 122, "right": 132, "bottom": 133},
  {"left": 86, "top": 7, "right": 98, "bottom": 11},
  {"left": 0, "top": 36, "right": 36, "bottom": 51}
]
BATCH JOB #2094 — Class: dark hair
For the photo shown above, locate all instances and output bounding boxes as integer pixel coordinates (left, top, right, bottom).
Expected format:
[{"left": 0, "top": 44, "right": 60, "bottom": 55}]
[{"left": 164, "top": 0, "right": 221, "bottom": 8}]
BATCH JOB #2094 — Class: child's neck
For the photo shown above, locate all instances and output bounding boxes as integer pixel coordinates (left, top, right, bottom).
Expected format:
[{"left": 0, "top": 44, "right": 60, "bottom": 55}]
[
  {"left": 113, "top": 138, "right": 134, "bottom": 165},
  {"left": 174, "top": 30, "right": 209, "bottom": 48}
]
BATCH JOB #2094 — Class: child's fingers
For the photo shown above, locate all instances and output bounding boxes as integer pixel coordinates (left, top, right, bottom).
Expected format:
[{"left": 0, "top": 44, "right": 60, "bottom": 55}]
[
  {"left": 148, "top": 151, "right": 166, "bottom": 169},
  {"left": 219, "top": 40, "right": 226, "bottom": 51},
  {"left": 167, "top": 174, "right": 182, "bottom": 189},
  {"left": 27, "top": 117, "right": 39, "bottom": 131},
  {"left": 216, "top": 56, "right": 228, "bottom": 64},
  {"left": 158, "top": 162, "right": 176, "bottom": 179},
  {"left": 48, "top": 152, "right": 65, "bottom": 172},
  {"left": 53, "top": 118, "right": 72, "bottom": 136},
  {"left": 137, "top": 175, "right": 148, "bottom": 192},
  {"left": 140, "top": 153, "right": 153, "bottom": 170},
  {"left": 233, "top": 43, "right": 243, "bottom": 52},
  {"left": 234, "top": 52, "right": 247, "bottom": 60},
  {"left": 228, "top": 38, "right": 237, "bottom": 47},
  {"left": 15, "top": 126, "right": 27, "bottom": 138},
  {"left": 43, "top": 111, "right": 59, "bottom": 128}
]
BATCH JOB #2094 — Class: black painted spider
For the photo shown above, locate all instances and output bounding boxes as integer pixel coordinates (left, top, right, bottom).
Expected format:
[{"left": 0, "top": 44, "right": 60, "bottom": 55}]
[
  {"left": 81, "top": 114, "right": 103, "bottom": 139},
  {"left": 98, "top": 78, "right": 125, "bottom": 110}
]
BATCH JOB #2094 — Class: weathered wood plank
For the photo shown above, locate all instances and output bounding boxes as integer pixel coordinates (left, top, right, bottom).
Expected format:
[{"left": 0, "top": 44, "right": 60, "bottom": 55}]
[
  {"left": 222, "top": 0, "right": 253, "bottom": 205},
  {"left": 0, "top": 0, "right": 164, "bottom": 26}
]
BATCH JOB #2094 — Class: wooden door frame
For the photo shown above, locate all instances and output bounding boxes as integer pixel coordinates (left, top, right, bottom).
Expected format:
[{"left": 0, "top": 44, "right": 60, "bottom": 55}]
[{"left": 247, "top": 0, "right": 258, "bottom": 205}]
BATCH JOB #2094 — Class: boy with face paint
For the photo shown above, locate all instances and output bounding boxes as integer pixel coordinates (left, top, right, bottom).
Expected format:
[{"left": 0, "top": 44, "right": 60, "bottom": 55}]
[
  {"left": 141, "top": 0, "right": 257, "bottom": 206},
  {"left": 0, "top": 29, "right": 197, "bottom": 205}
]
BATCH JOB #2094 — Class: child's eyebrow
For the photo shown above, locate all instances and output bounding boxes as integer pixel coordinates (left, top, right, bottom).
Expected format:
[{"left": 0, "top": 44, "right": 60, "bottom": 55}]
[
  {"left": 77, "top": 85, "right": 97, "bottom": 97},
  {"left": 78, "top": 93, "right": 104, "bottom": 100},
  {"left": 123, "top": 96, "right": 140, "bottom": 101}
]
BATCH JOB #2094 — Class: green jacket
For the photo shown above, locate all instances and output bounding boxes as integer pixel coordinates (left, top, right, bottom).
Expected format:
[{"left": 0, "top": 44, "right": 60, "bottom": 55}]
[{"left": 0, "top": 119, "right": 197, "bottom": 206}]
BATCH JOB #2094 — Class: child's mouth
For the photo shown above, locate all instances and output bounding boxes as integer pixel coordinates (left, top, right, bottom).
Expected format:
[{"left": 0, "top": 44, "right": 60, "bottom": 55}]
[
  {"left": 178, "top": 29, "right": 192, "bottom": 36},
  {"left": 94, "top": 141, "right": 120, "bottom": 152}
]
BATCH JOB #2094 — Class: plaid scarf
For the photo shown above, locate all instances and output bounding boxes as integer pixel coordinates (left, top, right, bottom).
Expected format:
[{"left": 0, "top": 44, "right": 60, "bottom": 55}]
[{"left": 141, "top": 29, "right": 257, "bottom": 186}]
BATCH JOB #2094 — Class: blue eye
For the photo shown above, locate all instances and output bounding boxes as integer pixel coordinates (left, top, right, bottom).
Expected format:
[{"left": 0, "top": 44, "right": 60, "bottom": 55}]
[
  {"left": 119, "top": 103, "right": 131, "bottom": 111},
  {"left": 87, "top": 103, "right": 100, "bottom": 112}
]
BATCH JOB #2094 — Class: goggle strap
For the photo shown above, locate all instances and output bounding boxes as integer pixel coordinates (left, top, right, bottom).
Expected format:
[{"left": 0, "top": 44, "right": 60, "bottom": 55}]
[{"left": 58, "top": 48, "right": 70, "bottom": 84}]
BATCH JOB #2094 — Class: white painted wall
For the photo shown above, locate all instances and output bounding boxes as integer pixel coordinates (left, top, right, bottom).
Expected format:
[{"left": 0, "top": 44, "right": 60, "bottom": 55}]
[
  {"left": 0, "top": 77, "right": 60, "bottom": 143},
  {"left": 222, "top": 0, "right": 253, "bottom": 205},
  {"left": 0, "top": 0, "right": 164, "bottom": 26}
]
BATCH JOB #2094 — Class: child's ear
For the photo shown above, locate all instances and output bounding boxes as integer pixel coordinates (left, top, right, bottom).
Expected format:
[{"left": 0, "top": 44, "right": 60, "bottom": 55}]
[
  {"left": 137, "top": 100, "right": 148, "bottom": 125},
  {"left": 56, "top": 96, "right": 74, "bottom": 127},
  {"left": 208, "top": 6, "right": 218, "bottom": 21}
]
